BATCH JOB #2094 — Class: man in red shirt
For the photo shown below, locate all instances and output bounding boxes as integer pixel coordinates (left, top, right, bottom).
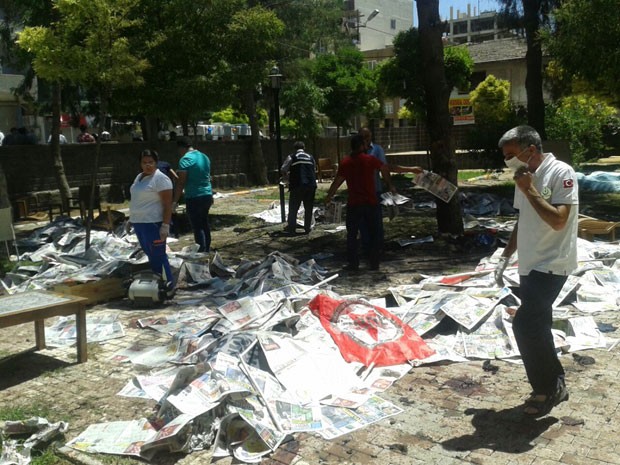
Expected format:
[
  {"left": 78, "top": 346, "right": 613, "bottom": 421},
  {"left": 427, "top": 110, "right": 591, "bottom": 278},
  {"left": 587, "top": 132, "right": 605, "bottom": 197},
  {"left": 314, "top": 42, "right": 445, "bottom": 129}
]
[{"left": 325, "top": 134, "right": 421, "bottom": 271}]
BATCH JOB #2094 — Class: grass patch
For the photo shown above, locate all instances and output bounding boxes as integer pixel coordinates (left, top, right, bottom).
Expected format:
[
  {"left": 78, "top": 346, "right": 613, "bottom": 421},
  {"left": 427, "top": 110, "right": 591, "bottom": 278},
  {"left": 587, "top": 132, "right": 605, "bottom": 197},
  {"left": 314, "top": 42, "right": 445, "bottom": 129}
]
[
  {"left": 32, "top": 449, "right": 72, "bottom": 465},
  {"left": 0, "top": 405, "right": 73, "bottom": 465},
  {"left": 0, "top": 404, "right": 57, "bottom": 422},
  {"left": 94, "top": 454, "right": 142, "bottom": 464},
  {"left": 458, "top": 170, "right": 485, "bottom": 181}
]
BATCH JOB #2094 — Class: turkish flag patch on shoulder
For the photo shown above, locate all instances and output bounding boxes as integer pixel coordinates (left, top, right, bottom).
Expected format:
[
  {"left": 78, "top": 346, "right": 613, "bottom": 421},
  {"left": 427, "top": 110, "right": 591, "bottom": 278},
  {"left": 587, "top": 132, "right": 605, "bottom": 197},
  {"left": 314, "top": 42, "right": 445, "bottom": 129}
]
[{"left": 563, "top": 179, "right": 574, "bottom": 188}]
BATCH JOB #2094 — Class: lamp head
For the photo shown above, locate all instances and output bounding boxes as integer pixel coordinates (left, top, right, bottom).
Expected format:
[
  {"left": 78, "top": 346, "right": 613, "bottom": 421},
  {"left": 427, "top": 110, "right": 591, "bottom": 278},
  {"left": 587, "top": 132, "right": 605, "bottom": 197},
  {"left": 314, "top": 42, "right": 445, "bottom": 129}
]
[
  {"left": 269, "top": 65, "right": 282, "bottom": 90},
  {"left": 366, "top": 9, "right": 379, "bottom": 23}
]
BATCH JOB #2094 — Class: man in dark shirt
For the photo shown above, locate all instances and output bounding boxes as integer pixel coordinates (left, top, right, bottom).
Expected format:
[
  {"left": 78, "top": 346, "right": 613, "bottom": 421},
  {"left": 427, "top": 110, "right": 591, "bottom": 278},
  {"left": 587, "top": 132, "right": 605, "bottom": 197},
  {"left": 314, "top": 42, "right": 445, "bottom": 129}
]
[{"left": 280, "top": 141, "right": 317, "bottom": 234}]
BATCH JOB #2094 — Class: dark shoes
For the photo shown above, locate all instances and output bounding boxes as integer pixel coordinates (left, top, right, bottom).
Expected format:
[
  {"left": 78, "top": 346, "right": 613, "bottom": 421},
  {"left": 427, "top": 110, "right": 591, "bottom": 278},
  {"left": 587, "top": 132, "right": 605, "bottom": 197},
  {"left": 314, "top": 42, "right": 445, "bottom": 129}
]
[{"left": 523, "top": 379, "right": 569, "bottom": 417}]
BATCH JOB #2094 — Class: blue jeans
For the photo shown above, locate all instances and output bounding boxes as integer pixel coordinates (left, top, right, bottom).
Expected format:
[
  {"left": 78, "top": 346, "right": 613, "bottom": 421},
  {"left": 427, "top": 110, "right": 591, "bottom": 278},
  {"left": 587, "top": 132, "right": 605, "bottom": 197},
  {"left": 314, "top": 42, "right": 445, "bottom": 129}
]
[
  {"left": 186, "top": 195, "right": 214, "bottom": 252},
  {"left": 513, "top": 270, "right": 567, "bottom": 395},
  {"left": 133, "top": 222, "right": 173, "bottom": 286}
]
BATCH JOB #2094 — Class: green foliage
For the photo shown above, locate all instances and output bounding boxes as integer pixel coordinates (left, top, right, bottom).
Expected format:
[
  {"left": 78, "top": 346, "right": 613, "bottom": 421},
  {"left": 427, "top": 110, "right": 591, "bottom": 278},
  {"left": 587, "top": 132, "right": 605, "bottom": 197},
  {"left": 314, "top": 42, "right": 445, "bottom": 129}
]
[
  {"left": 467, "top": 75, "right": 522, "bottom": 164},
  {"left": 211, "top": 107, "right": 249, "bottom": 124},
  {"left": 546, "top": 94, "right": 620, "bottom": 165},
  {"left": 378, "top": 29, "right": 473, "bottom": 118},
  {"left": 17, "top": 0, "right": 148, "bottom": 94},
  {"left": 311, "top": 47, "right": 375, "bottom": 130},
  {"left": 378, "top": 29, "right": 423, "bottom": 114},
  {"left": 444, "top": 46, "right": 474, "bottom": 91},
  {"left": 114, "top": 0, "right": 244, "bottom": 124},
  {"left": 397, "top": 105, "right": 414, "bottom": 123},
  {"left": 470, "top": 75, "right": 512, "bottom": 125},
  {"left": 279, "top": 117, "right": 298, "bottom": 139},
  {"left": 281, "top": 79, "right": 326, "bottom": 140},
  {"left": 265, "top": 0, "right": 349, "bottom": 60},
  {"left": 544, "top": 0, "right": 620, "bottom": 103},
  {"left": 225, "top": 6, "right": 285, "bottom": 90}
]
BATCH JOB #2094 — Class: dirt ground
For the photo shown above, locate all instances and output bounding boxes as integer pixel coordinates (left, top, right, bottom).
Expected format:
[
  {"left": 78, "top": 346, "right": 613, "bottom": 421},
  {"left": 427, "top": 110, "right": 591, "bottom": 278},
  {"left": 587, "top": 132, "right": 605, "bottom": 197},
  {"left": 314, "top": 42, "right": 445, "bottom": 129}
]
[{"left": 177, "top": 177, "right": 503, "bottom": 297}]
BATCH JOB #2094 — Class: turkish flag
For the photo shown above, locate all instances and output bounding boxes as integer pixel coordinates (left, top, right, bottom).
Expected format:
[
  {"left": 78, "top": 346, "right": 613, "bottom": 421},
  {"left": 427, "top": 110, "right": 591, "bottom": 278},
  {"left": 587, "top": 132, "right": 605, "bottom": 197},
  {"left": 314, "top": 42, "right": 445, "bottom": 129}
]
[{"left": 308, "top": 294, "right": 435, "bottom": 367}]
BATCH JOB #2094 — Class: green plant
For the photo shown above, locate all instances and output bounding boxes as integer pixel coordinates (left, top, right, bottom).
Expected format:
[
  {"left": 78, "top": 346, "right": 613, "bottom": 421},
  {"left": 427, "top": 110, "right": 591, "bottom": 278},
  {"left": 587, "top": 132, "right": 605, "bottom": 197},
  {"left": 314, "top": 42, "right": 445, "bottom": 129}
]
[
  {"left": 546, "top": 94, "right": 620, "bottom": 165},
  {"left": 0, "top": 405, "right": 57, "bottom": 422},
  {"left": 457, "top": 170, "right": 485, "bottom": 181},
  {"left": 467, "top": 75, "right": 524, "bottom": 168}
]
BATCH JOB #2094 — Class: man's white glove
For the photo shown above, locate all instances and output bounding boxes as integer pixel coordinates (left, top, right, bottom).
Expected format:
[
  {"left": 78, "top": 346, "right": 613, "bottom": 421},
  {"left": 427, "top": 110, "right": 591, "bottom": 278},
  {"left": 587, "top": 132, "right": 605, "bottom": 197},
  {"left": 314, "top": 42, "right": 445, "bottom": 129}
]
[
  {"left": 494, "top": 256, "right": 509, "bottom": 287},
  {"left": 124, "top": 221, "right": 132, "bottom": 235},
  {"left": 159, "top": 223, "right": 170, "bottom": 240}
]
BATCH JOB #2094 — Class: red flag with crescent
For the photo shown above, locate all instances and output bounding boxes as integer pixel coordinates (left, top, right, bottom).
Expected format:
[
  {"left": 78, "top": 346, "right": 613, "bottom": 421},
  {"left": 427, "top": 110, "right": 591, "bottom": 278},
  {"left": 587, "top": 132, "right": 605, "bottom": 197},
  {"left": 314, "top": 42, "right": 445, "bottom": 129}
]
[{"left": 308, "top": 294, "right": 435, "bottom": 367}]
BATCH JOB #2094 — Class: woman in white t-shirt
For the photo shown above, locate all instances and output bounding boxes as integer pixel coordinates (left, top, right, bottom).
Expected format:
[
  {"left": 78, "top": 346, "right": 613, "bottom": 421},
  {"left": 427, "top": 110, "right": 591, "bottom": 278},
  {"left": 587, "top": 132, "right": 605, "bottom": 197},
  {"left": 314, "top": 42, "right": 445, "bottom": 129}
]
[{"left": 128, "top": 149, "right": 174, "bottom": 292}]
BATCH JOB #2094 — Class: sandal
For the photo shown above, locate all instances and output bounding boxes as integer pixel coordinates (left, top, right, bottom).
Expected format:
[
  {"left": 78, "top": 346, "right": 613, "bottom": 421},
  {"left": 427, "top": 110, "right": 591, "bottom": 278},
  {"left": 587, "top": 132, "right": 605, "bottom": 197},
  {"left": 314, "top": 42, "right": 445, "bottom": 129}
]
[
  {"left": 524, "top": 393, "right": 555, "bottom": 417},
  {"left": 523, "top": 384, "right": 570, "bottom": 417}
]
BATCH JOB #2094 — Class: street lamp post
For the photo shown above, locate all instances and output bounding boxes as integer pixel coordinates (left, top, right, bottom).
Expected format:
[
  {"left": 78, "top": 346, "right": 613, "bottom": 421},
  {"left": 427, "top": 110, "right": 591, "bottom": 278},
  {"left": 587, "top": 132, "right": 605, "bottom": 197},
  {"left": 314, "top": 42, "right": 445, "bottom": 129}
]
[{"left": 270, "top": 65, "right": 286, "bottom": 223}]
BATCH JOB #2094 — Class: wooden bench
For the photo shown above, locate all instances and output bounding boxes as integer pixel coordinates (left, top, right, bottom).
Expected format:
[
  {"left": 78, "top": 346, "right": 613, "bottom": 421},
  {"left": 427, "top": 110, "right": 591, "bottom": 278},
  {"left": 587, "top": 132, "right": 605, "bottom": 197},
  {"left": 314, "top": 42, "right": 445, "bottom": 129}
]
[
  {"left": 317, "top": 158, "right": 336, "bottom": 182},
  {"left": 578, "top": 217, "right": 620, "bottom": 242},
  {"left": 0, "top": 290, "right": 88, "bottom": 363}
]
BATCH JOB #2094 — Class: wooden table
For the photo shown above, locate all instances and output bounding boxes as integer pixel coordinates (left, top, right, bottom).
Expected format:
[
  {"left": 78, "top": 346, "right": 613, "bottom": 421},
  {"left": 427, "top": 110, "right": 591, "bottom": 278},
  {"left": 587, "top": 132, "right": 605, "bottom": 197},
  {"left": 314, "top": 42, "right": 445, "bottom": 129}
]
[{"left": 0, "top": 290, "right": 88, "bottom": 363}]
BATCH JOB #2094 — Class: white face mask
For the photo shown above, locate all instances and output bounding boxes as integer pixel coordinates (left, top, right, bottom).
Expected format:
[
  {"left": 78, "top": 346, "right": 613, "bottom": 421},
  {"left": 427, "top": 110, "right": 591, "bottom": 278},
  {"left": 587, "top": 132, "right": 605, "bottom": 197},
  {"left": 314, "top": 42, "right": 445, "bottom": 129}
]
[{"left": 504, "top": 147, "right": 530, "bottom": 171}]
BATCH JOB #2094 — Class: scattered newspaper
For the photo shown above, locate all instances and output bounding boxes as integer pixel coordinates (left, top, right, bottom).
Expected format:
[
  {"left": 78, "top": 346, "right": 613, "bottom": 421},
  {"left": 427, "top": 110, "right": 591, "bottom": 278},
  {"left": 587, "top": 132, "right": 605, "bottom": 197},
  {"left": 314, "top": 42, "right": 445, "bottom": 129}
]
[
  {"left": 413, "top": 170, "right": 458, "bottom": 203},
  {"left": 54, "top": 233, "right": 620, "bottom": 463},
  {"left": 66, "top": 419, "right": 157, "bottom": 457},
  {"left": 45, "top": 313, "right": 125, "bottom": 347},
  {"left": 319, "top": 396, "right": 403, "bottom": 440}
]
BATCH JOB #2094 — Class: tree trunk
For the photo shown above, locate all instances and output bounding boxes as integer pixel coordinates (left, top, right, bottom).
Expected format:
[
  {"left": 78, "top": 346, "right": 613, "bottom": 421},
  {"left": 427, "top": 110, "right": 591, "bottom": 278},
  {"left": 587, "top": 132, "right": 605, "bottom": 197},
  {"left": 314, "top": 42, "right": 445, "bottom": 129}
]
[
  {"left": 416, "top": 0, "right": 463, "bottom": 235},
  {"left": 0, "top": 161, "right": 9, "bottom": 210},
  {"left": 524, "top": 0, "right": 546, "bottom": 139},
  {"left": 336, "top": 124, "right": 341, "bottom": 163},
  {"left": 85, "top": 97, "right": 108, "bottom": 250},
  {"left": 142, "top": 115, "right": 159, "bottom": 142},
  {"left": 242, "top": 90, "right": 268, "bottom": 185},
  {"left": 50, "top": 82, "right": 71, "bottom": 214}
]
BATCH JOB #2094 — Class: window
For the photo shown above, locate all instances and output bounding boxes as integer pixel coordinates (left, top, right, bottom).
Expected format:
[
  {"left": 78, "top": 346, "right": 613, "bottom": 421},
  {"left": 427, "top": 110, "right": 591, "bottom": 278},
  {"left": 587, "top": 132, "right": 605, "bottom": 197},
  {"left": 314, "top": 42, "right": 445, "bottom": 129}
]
[
  {"left": 384, "top": 101, "right": 394, "bottom": 115},
  {"left": 390, "top": 19, "right": 397, "bottom": 30}
]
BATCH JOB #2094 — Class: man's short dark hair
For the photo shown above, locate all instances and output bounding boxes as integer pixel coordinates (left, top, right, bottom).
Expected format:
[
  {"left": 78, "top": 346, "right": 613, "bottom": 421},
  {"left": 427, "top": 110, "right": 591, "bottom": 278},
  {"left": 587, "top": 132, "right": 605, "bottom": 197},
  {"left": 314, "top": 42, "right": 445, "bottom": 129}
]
[
  {"left": 350, "top": 134, "right": 365, "bottom": 153},
  {"left": 176, "top": 136, "right": 192, "bottom": 148},
  {"left": 294, "top": 141, "right": 305, "bottom": 151}
]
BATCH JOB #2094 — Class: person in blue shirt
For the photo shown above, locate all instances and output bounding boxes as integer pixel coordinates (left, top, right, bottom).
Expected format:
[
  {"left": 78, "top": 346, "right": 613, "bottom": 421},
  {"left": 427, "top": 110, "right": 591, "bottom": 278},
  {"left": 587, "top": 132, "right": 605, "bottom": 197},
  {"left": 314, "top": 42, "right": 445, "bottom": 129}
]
[{"left": 172, "top": 137, "right": 213, "bottom": 252}]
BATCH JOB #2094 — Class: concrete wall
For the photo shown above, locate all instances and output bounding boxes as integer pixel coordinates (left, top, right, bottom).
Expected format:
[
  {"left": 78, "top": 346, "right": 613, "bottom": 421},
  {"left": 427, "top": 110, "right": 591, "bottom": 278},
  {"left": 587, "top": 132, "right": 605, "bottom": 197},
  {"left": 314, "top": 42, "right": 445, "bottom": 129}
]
[{"left": 0, "top": 131, "right": 570, "bottom": 205}]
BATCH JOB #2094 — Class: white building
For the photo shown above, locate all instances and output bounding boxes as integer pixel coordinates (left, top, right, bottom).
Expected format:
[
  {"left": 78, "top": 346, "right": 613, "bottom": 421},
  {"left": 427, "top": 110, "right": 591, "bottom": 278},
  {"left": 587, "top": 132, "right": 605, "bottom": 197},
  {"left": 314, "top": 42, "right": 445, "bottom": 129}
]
[{"left": 343, "top": 0, "right": 413, "bottom": 51}]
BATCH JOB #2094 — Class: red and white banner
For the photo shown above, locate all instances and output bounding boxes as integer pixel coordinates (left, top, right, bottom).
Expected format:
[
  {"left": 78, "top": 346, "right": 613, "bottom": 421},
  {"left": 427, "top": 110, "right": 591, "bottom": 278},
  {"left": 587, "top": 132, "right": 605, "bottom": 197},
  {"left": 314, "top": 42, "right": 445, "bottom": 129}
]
[{"left": 308, "top": 294, "right": 435, "bottom": 367}]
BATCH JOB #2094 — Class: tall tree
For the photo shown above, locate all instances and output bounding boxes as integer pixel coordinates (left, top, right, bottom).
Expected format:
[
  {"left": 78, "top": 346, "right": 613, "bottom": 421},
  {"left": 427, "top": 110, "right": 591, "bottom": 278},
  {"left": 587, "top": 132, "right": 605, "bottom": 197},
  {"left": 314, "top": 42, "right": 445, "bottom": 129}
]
[
  {"left": 497, "top": 0, "right": 561, "bottom": 138},
  {"left": 113, "top": 0, "right": 241, "bottom": 139},
  {"left": 18, "top": 0, "right": 149, "bottom": 248},
  {"left": 223, "top": 6, "right": 284, "bottom": 185},
  {"left": 312, "top": 47, "right": 375, "bottom": 161},
  {"left": 2, "top": 0, "right": 72, "bottom": 213},
  {"left": 414, "top": 0, "right": 463, "bottom": 235},
  {"left": 544, "top": 0, "right": 620, "bottom": 104},
  {"left": 379, "top": 28, "right": 473, "bottom": 119},
  {"left": 256, "top": 0, "right": 349, "bottom": 161},
  {"left": 280, "top": 79, "right": 326, "bottom": 142}
]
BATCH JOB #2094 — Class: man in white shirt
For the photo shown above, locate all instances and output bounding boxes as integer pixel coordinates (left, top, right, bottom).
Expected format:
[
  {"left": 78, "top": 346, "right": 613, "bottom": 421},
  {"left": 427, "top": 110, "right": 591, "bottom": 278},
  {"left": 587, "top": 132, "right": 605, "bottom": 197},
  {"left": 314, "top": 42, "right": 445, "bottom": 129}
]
[{"left": 495, "top": 125, "right": 578, "bottom": 417}]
